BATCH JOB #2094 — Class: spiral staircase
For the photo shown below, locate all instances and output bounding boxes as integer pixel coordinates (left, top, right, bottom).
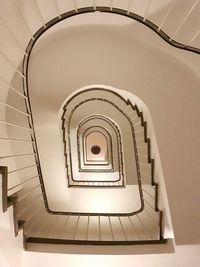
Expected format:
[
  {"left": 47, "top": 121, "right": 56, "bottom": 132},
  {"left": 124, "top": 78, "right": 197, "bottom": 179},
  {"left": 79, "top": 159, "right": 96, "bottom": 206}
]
[{"left": 0, "top": 0, "right": 200, "bottom": 257}]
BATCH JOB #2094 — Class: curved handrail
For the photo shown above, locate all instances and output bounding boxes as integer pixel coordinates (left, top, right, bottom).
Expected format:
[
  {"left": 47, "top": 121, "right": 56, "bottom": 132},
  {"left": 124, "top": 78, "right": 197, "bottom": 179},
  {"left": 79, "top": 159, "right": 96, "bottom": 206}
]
[{"left": 0, "top": 6, "right": 164, "bottom": 218}]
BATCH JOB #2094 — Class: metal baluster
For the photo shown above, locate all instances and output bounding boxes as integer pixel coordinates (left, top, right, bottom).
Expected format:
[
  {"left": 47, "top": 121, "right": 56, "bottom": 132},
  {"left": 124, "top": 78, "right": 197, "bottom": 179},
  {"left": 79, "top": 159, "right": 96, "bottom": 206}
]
[
  {"left": 98, "top": 216, "right": 101, "bottom": 241},
  {"left": 35, "top": 215, "right": 50, "bottom": 237},
  {"left": 110, "top": 0, "right": 113, "bottom": 11},
  {"left": 118, "top": 217, "right": 127, "bottom": 241},
  {"left": 158, "top": 0, "right": 175, "bottom": 32},
  {"left": 142, "top": 187, "right": 154, "bottom": 199},
  {"left": 0, "top": 152, "right": 36, "bottom": 160},
  {"left": 0, "top": 120, "right": 31, "bottom": 131},
  {"left": 60, "top": 215, "right": 70, "bottom": 239},
  {"left": 0, "top": 51, "right": 25, "bottom": 78},
  {"left": 143, "top": 0, "right": 151, "bottom": 22},
  {"left": 93, "top": 0, "right": 96, "bottom": 10},
  {"left": 18, "top": 193, "right": 42, "bottom": 217},
  {"left": 135, "top": 137, "right": 145, "bottom": 141},
  {"left": 108, "top": 216, "right": 114, "bottom": 241},
  {"left": 189, "top": 29, "right": 200, "bottom": 44},
  {"left": 144, "top": 209, "right": 159, "bottom": 226},
  {"left": 169, "top": 0, "right": 199, "bottom": 41},
  {"left": 17, "top": 184, "right": 41, "bottom": 201},
  {"left": 136, "top": 214, "right": 151, "bottom": 240},
  {"left": 86, "top": 216, "right": 90, "bottom": 240},
  {"left": 127, "top": 0, "right": 132, "bottom": 14},
  {"left": 0, "top": 100, "right": 30, "bottom": 117},
  {"left": 25, "top": 205, "right": 44, "bottom": 224},
  {"left": 0, "top": 17, "right": 27, "bottom": 55},
  {"left": 73, "top": 215, "right": 80, "bottom": 240},
  {"left": 139, "top": 170, "right": 151, "bottom": 178},
  {"left": 8, "top": 175, "right": 39, "bottom": 191},
  {"left": 55, "top": 0, "right": 61, "bottom": 19},
  {"left": 128, "top": 216, "right": 140, "bottom": 240},
  {"left": 0, "top": 137, "right": 34, "bottom": 143},
  {"left": 27, "top": 210, "right": 46, "bottom": 235},
  {"left": 35, "top": 0, "right": 46, "bottom": 28},
  {"left": 135, "top": 128, "right": 144, "bottom": 133},
  {"left": 144, "top": 198, "right": 155, "bottom": 211},
  {"left": 8, "top": 164, "right": 38, "bottom": 174},
  {"left": 74, "top": 0, "right": 78, "bottom": 12},
  {"left": 0, "top": 77, "right": 28, "bottom": 99},
  {"left": 47, "top": 215, "right": 61, "bottom": 238},
  {"left": 10, "top": 0, "right": 35, "bottom": 40}
]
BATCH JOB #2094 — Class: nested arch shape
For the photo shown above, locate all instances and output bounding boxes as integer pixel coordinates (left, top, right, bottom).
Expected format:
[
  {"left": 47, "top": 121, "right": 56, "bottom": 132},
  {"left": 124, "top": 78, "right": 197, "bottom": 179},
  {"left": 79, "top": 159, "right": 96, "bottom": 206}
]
[
  {"left": 83, "top": 127, "right": 110, "bottom": 163},
  {"left": 76, "top": 115, "right": 123, "bottom": 178}
]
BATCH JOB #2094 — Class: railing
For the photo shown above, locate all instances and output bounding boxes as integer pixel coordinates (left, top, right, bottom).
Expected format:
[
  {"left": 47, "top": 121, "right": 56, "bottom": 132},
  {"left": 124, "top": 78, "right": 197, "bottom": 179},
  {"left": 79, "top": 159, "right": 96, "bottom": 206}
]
[
  {"left": 3, "top": 0, "right": 200, "bottom": 246},
  {"left": 62, "top": 89, "right": 153, "bottom": 191},
  {"left": 63, "top": 110, "right": 125, "bottom": 187},
  {"left": 1, "top": 83, "right": 164, "bottom": 243},
  {"left": 0, "top": 0, "right": 199, "bottom": 205}
]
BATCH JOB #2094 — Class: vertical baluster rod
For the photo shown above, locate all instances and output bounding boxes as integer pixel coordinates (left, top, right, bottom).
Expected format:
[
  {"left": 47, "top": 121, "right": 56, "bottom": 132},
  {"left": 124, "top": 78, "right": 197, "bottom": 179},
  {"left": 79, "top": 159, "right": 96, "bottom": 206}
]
[
  {"left": 55, "top": 0, "right": 61, "bottom": 18},
  {"left": 10, "top": 0, "right": 35, "bottom": 40},
  {"left": 35, "top": 0, "right": 46, "bottom": 28},
  {"left": 170, "top": 0, "right": 199, "bottom": 41},
  {"left": 128, "top": 216, "right": 140, "bottom": 240},
  {"left": 60, "top": 215, "right": 70, "bottom": 239},
  {"left": 48, "top": 215, "right": 61, "bottom": 238},
  {"left": 189, "top": 29, "right": 200, "bottom": 44},
  {"left": 73, "top": 215, "right": 80, "bottom": 240},
  {"left": 118, "top": 217, "right": 127, "bottom": 241},
  {"left": 86, "top": 216, "right": 90, "bottom": 240},
  {"left": 143, "top": 0, "right": 151, "bottom": 22},
  {"left": 98, "top": 216, "right": 101, "bottom": 241},
  {"left": 157, "top": 0, "right": 175, "bottom": 32},
  {"left": 0, "top": 78, "right": 28, "bottom": 99},
  {"left": 0, "top": 17, "right": 27, "bottom": 55},
  {"left": 108, "top": 216, "right": 115, "bottom": 241},
  {"left": 136, "top": 214, "right": 151, "bottom": 240},
  {"left": 0, "top": 51, "right": 25, "bottom": 78}
]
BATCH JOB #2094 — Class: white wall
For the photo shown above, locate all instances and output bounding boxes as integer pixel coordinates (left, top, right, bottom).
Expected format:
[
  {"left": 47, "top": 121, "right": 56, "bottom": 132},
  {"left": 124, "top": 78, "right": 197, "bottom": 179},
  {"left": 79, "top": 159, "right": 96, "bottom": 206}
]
[
  {"left": 0, "top": 182, "right": 23, "bottom": 267},
  {"left": 21, "top": 244, "right": 200, "bottom": 267}
]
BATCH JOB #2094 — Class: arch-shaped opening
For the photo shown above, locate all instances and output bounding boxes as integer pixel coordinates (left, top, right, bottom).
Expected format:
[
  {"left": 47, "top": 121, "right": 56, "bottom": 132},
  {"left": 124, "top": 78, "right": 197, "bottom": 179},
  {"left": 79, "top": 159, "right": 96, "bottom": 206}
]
[
  {"left": 84, "top": 128, "right": 109, "bottom": 163},
  {"left": 77, "top": 115, "right": 123, "bottom": 176}
]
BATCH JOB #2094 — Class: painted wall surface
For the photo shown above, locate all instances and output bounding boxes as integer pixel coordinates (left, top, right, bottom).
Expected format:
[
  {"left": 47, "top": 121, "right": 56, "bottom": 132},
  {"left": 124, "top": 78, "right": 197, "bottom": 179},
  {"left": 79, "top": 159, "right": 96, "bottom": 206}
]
[
  {"left": 0, "top": 209, "right": 23, "bottom": 267},
  {"left": 21, "top": 244, "right": 200, "bottom": 267}
]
